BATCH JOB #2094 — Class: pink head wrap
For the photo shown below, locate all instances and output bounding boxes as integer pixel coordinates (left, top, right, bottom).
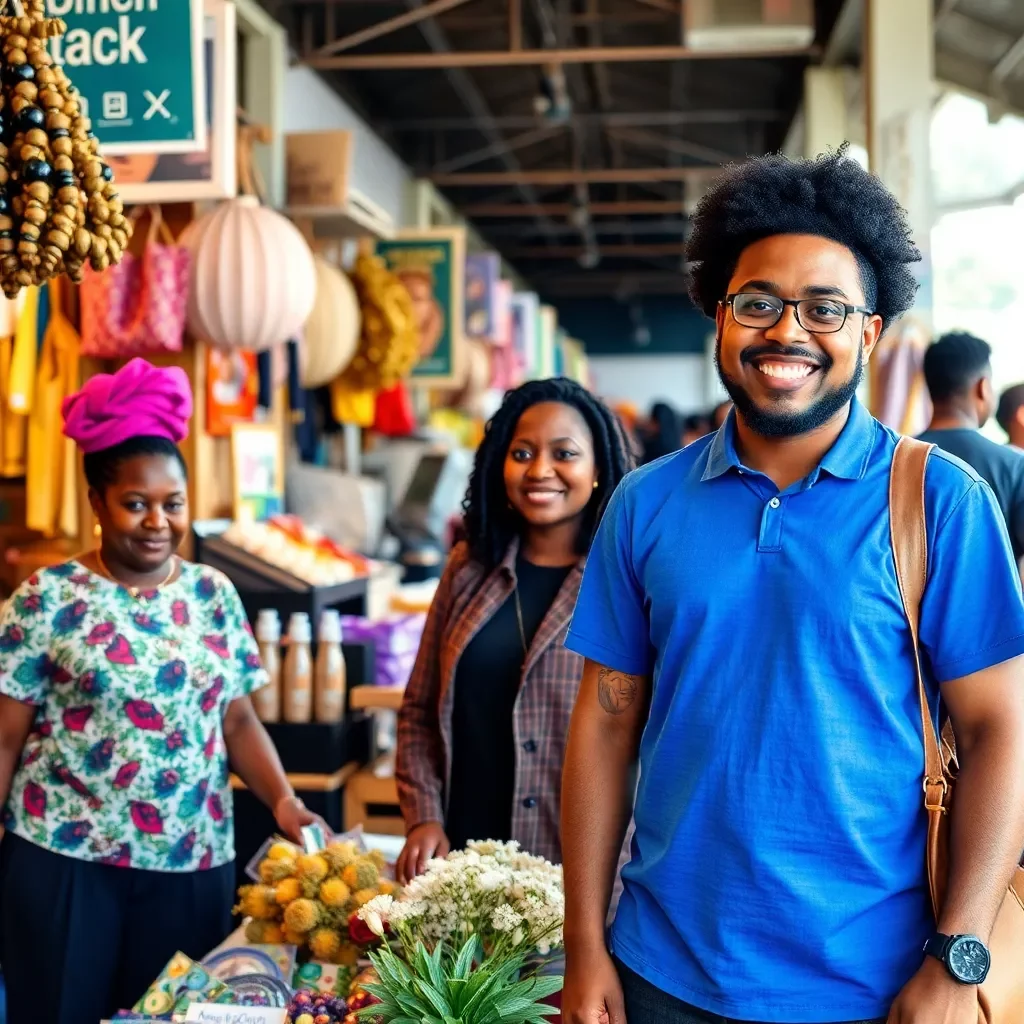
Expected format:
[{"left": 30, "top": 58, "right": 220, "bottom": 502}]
[{"left": 62, "top": 358, "right": 193, "bottom": 454}]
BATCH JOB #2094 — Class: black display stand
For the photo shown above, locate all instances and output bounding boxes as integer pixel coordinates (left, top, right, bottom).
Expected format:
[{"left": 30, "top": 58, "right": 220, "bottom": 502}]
[{"left": 192, "top": 527, "right": 370, "bottom": 627}]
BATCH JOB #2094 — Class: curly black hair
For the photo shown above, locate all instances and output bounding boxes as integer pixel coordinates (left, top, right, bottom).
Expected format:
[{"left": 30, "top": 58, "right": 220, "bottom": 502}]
[
  {"left": 687, "top": 145, "right": 922, "bottom": 329},
  {"left": 84, "top": 435, "right": 188, "bottom": 493},
  {"left": 462, "top": 378, "right": 634, "bottom": 570}
]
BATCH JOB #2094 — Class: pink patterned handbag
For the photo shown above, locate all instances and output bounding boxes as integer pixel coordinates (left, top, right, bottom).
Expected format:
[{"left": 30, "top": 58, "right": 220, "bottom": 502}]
[{"left": 80, "top": 205, "right": 190, "bottom": 358}]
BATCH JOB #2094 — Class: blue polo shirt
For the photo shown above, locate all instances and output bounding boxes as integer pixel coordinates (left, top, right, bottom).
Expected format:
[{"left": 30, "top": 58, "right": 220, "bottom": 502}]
[{"left": 566, "top": 399, "right": 1024, "bottom": 1023}]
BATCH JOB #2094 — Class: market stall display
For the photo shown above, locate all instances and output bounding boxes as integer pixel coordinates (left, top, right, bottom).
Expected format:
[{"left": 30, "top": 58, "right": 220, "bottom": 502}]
[
  {"left": 223, "top": 515, "right": 371, "bottom": 587},
  {"left": 0, "top": 0, "right": 132, "bottom": 295},
  {"left": 238, "top": 836, "right": 397, "bottom": 966}
]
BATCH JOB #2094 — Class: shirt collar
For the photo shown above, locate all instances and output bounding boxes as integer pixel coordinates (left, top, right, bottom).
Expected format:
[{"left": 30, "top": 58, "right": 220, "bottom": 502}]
[{"left": 701, "top": 398, "right": 875, "bottom": 484}]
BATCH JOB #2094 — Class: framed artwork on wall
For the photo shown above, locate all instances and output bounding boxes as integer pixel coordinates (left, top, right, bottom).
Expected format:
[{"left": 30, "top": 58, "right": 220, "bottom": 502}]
[
  {"left": 231, "top": 423, "right": 284, "bottom": 522},
  {"left": 103, "top": 0, "right": 237, "bottom": 204}
]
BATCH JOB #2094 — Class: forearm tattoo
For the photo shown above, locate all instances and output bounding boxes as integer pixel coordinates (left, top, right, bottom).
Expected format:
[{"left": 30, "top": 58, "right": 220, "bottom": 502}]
[{"left": 598, "top": 667, "right": 638, "bottom": 716}]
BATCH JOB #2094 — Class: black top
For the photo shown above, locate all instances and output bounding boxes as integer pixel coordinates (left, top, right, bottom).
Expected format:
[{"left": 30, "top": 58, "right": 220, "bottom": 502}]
[
  {"left": 918, "top": 428, "right": 1024, "bottom": 560},
  {"left": 445, "top": 555, "right": 572, "bottom": 851}
]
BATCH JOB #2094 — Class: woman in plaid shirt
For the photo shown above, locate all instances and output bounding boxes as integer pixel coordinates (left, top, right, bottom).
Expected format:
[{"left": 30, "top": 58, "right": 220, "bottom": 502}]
[{"left": 396, "top": 379, "right": 633, "bottom": 882}]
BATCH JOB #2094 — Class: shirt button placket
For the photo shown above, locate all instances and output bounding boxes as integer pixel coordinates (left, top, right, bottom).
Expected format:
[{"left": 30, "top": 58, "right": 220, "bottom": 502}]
[{"left": 758, "top": 496, "right": 785, "bottom": 552}]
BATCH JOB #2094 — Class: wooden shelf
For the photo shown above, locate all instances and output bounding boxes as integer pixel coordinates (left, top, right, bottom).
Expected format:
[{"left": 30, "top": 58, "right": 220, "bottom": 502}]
[
  {"left": 349, "top": 684, "right": 405, "bottom": 712},
  {"left": 230, "top": 761, "right": 359, "bottom": 793},
  {"left": 287, "top": 189, "right": 394, "bottom": 241}
]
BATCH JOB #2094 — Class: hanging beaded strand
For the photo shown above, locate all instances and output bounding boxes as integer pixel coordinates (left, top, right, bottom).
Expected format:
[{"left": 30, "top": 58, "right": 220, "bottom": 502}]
[{"left": 0, "top": 0, "right": 131, "bottom": 297}]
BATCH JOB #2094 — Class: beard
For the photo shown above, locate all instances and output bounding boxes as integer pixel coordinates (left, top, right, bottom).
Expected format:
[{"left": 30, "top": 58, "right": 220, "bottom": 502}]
[{"left": 715, "top": 337, "right": 864, "bottom": 439}]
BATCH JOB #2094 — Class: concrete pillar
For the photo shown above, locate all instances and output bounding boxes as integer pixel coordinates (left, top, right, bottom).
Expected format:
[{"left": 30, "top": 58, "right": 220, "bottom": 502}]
[
  {"left": 864, "top": 0, "right": 935, "bottom": 431},
  {"left": 865, "top": 0, "right": 934, "bottom": 328},
  {"left": 803, "top": 67, "right": 848, "bottom": 158}
]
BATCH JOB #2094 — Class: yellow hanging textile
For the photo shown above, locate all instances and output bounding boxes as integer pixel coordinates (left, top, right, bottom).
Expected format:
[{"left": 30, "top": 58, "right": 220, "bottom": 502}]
[
  {"left": 329, "top": 377, "right": 376, "bottom": 428},
  {"left": 0, "top": 289, "right": 35, "bottom": 479},
  {"left": 27, "top": 279, "right": 80, "bottom": 537}
]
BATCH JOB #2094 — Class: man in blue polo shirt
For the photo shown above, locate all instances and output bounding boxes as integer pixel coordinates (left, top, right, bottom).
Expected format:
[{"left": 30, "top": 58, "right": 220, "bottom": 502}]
[{"left": 560, "top": 149, "right": 1024, "bottom": 1024}]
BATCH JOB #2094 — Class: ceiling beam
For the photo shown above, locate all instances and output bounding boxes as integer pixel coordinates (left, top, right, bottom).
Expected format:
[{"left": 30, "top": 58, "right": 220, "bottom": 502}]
[
  {"left": 992, "top": 32, "right": 1024, "bottom": 86},
  {"left": 607, "top": 124, "right": 735, "bottom": 165},
  {"left": 385, "top": 108, "right": 785, "bottom": 130},
  {"left": 444, "top": 10, "right": 671, "bottom": 29},
  {"left": 464, "top": 199, "right": 685, "bottom": 216},
  {"left": 396, "top": 0, "right": 561, "bottom": 242},
  {"left": 430, "top": 125, "right": 563, "bottom": 173},
  {"left": 432, "top": 166, "right": 709, "bottom": 186},
  {"left": 507, "top": 242, "right": 687, "bottom": 258},
  {"left": 310, "top": 0, "right": 476, "bottom": 56},
  {"left": 303, "top": 42, "right": 817, "bottom": 70}
]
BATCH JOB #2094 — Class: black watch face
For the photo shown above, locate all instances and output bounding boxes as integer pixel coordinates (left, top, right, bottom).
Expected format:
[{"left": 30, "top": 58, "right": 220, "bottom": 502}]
[{"left": 948, "top": 936, "right": 990, "bottom": 983}]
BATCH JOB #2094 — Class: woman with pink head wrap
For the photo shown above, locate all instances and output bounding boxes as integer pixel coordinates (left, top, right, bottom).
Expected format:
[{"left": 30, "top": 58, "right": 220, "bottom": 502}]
[{"left": 0, "top": 359, "right": 323, "bottom": 1024}]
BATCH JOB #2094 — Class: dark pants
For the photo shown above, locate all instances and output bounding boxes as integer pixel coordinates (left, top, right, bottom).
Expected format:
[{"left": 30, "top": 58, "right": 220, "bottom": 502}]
[
  {"left": 0, "top": 832, "right": 233, "bottom": 1024},
  {"left": 616, "top": 959, "right": 886, "bottom": 1024}
]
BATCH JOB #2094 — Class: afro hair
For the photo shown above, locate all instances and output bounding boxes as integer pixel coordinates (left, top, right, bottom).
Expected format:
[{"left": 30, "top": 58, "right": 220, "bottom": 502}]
[{"left": 686, "top": 145, "right": 922, "bottom": 329}]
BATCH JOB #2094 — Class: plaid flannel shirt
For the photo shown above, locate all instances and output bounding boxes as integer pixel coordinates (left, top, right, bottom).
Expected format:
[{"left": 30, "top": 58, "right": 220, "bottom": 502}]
[{"left": 396, "top": 539, "right": 585, "bottom": 865}]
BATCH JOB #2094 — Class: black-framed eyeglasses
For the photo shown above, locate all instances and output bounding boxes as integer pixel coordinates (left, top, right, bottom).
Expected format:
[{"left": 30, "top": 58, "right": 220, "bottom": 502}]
[{"left": 725, "top": 292, "right": 874, "bottom": 335}]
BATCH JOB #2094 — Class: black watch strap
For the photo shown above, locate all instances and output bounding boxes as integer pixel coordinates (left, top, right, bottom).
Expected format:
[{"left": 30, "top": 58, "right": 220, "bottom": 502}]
[{"left": 923, "top": 933, "right": 952, "bottom": 962}]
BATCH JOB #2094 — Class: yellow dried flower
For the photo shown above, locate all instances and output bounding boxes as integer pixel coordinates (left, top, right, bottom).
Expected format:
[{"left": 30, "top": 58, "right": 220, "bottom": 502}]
[
  {"left": 268, "top": 842, "right": 298, "bottom": 861},
  {"left": 245, "top": 919, "right": 270, "bottom": 944},
  {"left": 296, "top": 853, "right": 329, "bottom": 883},
  {"left": 367, "top": 850, "right": 386, "bottom": 871},
  {"left": 341, "top": 858, "right": 379, "bottom": 891},
  {"left": 283, "top": 898, "right": 319, "bottom": 934},
  {"left": 323, "top": 841, "right": 359, "bottom": 873},
  {"left": 319, "top": 878, "right": 352, "bottom": 908},
  {"left": 284, "top": 927, "right": 307, "bottom": 947},
  {"left": 309, "top": 927, "right": 342, "bottom": 961},
  {"left": 335, "top": 942, "right": 360, "bottom": 967},
  {"left": 352, "top": 888, "right": 377, "bottom": 907},
  {"left": 275, "top": 878, "right": 302, "bottom": 905},
  {"left": 378, "top": 879, "right": 396, "bottom": 897},
  {"left": 262, "top": 923, "right": 285, "bottom": 944},
  {"left": 237, "top": 884, "right": 279, "bottom": 921},
  {"left": 260, "top": 858, "right": 295, "bottom": 884}
]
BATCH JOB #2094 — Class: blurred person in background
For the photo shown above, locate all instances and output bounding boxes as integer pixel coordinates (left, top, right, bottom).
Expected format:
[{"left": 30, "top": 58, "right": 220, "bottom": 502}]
[
  {"left": 681, "top": 413, "right": 713, "bottom": 447},
  {"left": 996, "top": 383, "right": 1024, "bottom": 450},
  {"left": 712, "top": 399, "right": 732, "bottom": 430},
  {"left": 919, "top": 331, "right": 1024, "bottom": 562},
  {"left": 639, "top": 401, "right": 681, "bottom": 465},
  {"left": 394, "top": 378, "right": 633, "bottom": 884}
]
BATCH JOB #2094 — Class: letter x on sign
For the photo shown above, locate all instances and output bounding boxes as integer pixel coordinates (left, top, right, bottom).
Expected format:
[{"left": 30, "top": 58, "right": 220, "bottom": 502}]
[{"left": 143, "top": 89, "right": 172, "bottom": 120}]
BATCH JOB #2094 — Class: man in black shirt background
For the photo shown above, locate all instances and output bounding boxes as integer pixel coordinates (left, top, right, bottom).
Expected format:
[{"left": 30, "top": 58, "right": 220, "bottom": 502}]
[
  {"left": 919, "top": 331, "right": 1024, "bottom": 562},
  {"left": 997, "top": 383, "right": 1024, "bottom": 451}
]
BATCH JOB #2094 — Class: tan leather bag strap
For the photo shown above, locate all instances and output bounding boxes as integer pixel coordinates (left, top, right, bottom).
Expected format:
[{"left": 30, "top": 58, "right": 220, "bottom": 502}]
[{"left": 889, "top": 438, "right": 950, "bottom": 819}]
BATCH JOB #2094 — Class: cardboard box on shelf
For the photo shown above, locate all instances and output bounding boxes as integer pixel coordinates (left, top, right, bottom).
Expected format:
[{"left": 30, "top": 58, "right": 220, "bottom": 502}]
[{"left": 285, "top": 131, "right": 353, "bottom": 209}]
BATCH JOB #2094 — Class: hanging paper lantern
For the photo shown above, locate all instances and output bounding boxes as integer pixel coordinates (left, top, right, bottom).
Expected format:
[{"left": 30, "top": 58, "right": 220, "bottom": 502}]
[
  {"left": 302, "top": 256, "right": 361, "bottom": 389},
  {"left": 0, "top": 0, "right": 132, "bottom": 296},
  {"left": 180, "top": 195, "right": 316, "bottom": 352}
]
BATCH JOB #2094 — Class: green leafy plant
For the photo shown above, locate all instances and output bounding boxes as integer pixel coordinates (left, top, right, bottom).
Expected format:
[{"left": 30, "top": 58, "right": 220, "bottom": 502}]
[{"left": 356, "top": 935, "right": 562, "bottom": 1024}]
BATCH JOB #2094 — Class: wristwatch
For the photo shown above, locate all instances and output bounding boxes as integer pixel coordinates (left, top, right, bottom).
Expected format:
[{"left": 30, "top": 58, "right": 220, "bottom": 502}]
[{"left": 923, "top": 932, "right": 991, "bottom": 984}]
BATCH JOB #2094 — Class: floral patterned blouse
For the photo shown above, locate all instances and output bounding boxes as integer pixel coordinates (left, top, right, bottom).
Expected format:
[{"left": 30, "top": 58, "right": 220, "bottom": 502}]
[{"left": 0, "top": 559, "right": 267, "bottom": 872}]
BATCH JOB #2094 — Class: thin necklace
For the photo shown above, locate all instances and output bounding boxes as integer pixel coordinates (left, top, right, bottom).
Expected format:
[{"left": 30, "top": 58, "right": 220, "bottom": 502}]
[
  {"left": 513, "top": 585, "right": 527, "bottom": 663},
  {"left": 96, "top": 549, "right": 176, "bottom": 599}
]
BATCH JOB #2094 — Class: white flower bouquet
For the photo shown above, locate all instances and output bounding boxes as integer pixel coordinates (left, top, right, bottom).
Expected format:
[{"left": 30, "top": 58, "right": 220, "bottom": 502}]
[
  {"left": 352, "top": 841, "right": 565, "bottom": 1024},
  {"left": 359, "top": 840, "right": 564, "bottom": 960}
]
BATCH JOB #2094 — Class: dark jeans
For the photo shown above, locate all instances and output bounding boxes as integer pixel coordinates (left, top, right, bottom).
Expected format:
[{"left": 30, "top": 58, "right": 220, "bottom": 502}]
[
  {"left": 616, "top": 959, "right": 886, "bottom": 1024},
  {"left": 0, "top": 832, "right": 233, "bottom": 1024}
]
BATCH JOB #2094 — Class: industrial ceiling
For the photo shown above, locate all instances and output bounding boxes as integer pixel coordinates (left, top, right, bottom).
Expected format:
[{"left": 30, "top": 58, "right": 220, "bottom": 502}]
[{"left": 258, "top": 0, "right": 1024, "bottom": 298}]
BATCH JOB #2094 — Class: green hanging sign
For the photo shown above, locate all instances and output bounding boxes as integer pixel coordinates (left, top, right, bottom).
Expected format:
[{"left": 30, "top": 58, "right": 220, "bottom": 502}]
[{"left": 46, "top": 0, "right": 206, "bottom": 154}]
